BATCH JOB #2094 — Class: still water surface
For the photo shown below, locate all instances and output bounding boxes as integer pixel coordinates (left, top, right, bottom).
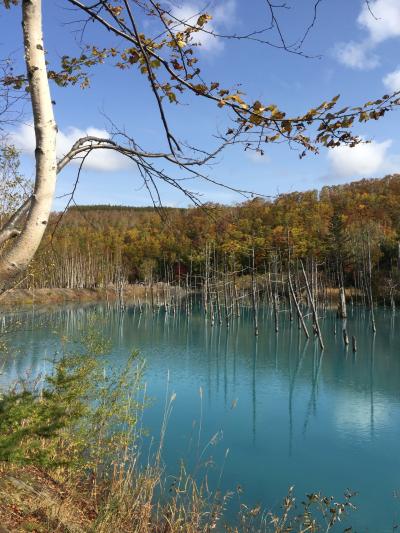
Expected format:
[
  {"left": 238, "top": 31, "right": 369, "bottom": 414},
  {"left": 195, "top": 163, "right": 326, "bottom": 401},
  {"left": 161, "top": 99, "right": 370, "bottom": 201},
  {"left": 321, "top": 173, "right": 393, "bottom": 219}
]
[{"left": 1, "top": 304, "right": 400, "bottom": 531}]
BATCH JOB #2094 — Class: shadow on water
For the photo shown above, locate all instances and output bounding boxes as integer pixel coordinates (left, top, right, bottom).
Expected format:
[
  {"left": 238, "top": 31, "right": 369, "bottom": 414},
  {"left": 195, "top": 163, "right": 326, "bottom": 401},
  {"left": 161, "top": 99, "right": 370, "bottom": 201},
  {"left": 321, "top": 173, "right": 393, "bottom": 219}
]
[{"left": 1, "top": 302, "right": 400, "bottom": 531}]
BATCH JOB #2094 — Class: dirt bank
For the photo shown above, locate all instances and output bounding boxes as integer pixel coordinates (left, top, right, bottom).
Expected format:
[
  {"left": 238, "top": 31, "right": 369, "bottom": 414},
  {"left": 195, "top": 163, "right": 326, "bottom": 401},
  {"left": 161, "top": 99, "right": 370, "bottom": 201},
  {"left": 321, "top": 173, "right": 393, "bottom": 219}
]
[
  {"left": 0, "top": 284, "right": 180, "bottom": 307},
  {"left": 0, "top": 465, "right": 96, "bottom": 532}
]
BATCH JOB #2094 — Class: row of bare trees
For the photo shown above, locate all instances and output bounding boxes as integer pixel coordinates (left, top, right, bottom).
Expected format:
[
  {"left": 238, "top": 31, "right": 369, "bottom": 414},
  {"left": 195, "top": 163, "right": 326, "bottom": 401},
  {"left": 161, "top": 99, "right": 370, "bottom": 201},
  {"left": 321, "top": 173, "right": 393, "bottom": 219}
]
[{"left": 17, "top": 239, "right": 394, "bottom": 347}]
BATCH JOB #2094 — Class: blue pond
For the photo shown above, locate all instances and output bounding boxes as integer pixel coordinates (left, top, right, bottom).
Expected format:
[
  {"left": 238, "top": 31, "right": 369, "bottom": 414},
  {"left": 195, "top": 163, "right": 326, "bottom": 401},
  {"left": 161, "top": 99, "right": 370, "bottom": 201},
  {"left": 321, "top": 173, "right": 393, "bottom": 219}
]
[{"left": 1, "top": 303, "right": 399, "bottom": 531}]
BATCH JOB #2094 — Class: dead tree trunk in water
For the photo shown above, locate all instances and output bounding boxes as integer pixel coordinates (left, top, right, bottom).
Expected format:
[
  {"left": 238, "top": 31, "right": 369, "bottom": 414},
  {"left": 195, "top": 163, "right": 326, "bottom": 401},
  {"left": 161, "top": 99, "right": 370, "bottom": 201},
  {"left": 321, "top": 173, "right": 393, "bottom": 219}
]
[
  {"left": 337, "top": 260, "right": 347, "bottom": 319},
  {"left": 288, "top": 270, "right": 309, "bottom": 339},
  {"left": 366, "top": 235, "right": 376, "bottom": 333},
  {"left": 301, "top": 260, "right": 324, "bottom": 350},
  {"left": 251, "top": 248, "right": 259, "bottom": 336},
  {"left": 273, "top": 256, "right": 279, "bottom": 333},
  {"left": 338, "top": 286, "right": 347, "bottom": 319}
]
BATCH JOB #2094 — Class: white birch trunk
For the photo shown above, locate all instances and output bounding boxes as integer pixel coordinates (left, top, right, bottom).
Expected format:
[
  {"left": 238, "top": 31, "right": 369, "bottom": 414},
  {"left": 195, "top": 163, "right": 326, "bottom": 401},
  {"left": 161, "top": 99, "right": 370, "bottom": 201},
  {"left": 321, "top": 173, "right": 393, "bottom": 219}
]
[
  {"left": 0, "top": 0, "right": 57, "bottom": 289},
  {"left": 338, "top": 285, "right": 347, "bottom": 319}
]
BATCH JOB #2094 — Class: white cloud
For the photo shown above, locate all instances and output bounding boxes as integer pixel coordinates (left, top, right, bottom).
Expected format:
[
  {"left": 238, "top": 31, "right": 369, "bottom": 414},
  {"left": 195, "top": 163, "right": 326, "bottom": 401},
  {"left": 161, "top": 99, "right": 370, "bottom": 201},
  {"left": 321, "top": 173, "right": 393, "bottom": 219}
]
[
  {"left": 334, "top": 40, "right": 379, "bottom": 70},
  {"left": 245, "top": 149, "right": 270, "bottom": 165},
  {"left": 10, "top": 124, "right": 131, "bottom": 172},
  {"left": 383, "top": 67, "right": 400, "bottom": 92},
  {"left": 213, "top": 0, "right": 236, "bottom": 25},
  {"left": 327, "top": 139, "right": 392, "bottom": 178},
  {"left": 357, "top": 0, "right": 400, "bottom": 44},
  {"left": 335, "top": 0, "right": 400, "bottom": 70},
  {"left": 170, "top": 0, "right": 236, "bottom": 52}
]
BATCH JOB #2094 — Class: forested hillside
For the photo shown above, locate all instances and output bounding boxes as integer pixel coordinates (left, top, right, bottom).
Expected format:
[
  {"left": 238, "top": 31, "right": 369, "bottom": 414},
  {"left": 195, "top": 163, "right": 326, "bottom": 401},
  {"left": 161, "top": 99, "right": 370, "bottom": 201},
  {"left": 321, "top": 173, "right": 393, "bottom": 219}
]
[{"left": 24, "top": 174, "right": 400, "bottom": 300}]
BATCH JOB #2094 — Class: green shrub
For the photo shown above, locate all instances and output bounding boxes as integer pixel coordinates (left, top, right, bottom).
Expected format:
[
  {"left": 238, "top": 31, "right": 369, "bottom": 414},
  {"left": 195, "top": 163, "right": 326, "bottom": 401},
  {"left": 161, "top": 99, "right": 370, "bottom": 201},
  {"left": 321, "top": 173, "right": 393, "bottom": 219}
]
[{"left": 0, "top": 326, "right": 144, "bottom": 473}]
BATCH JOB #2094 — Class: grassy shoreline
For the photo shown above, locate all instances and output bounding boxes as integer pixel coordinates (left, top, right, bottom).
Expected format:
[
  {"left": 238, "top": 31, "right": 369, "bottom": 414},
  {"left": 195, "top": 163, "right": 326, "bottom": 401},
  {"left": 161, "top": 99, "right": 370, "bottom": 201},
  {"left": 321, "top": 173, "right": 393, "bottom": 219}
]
[
  {"left": 0, "top": 285, "right": 366, "bottom": 314},
  {"left": 0, "top": 285, "right": 184, "bottom": 307}
]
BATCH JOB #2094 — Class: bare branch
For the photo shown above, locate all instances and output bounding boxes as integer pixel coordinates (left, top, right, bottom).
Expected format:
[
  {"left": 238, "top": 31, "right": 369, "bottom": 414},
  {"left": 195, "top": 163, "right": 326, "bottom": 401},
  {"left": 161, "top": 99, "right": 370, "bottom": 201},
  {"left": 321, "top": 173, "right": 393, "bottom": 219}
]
[
  {"left": 365, "top": 0, "right": 379, "bottom": 20},
  {"left": 0, "top": 195, "right": 33, "bottom": 246},
  {"left": 122, "top": 0, "right": 181, "bottom": 154}
]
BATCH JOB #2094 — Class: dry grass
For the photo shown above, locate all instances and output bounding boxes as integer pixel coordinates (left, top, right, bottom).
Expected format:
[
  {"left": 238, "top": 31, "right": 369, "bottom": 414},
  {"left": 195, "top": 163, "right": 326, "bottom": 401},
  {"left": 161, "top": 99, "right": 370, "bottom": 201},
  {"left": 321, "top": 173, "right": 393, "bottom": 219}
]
[
  {"left": 0, "top": 464, "right": 95, "bottom": 532},
  {"left": 0, "top": 461, "right": 357, "bottom": 533},
  {"left": 0, "top": 462, "right": 224, "bottom": 532},
  {"left": 0, "top": 284, "right": 186, "bottom": 307}
]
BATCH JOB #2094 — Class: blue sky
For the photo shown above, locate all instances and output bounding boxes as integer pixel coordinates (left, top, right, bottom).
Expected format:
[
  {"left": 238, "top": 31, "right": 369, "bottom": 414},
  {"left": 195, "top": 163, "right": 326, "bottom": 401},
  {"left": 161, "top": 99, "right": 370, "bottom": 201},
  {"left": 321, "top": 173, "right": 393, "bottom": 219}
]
[{"left": 2, "top": 0, "right": 400, "bottom": 208}]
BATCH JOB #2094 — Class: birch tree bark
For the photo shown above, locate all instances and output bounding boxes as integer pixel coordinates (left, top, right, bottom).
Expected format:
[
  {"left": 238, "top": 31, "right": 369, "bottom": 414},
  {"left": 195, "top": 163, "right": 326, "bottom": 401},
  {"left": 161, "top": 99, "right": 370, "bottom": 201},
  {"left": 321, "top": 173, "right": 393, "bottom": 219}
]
[{"left": 0, "top": 0, "right": 57, "bottom": 289}]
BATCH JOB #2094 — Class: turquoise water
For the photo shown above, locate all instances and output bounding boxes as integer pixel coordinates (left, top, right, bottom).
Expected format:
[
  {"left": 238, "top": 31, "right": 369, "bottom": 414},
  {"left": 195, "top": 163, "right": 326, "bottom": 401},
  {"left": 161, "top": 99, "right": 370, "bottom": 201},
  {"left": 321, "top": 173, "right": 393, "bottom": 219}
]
[{"left": 1, "top": 304, "right": 400, "bottom": 531}]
